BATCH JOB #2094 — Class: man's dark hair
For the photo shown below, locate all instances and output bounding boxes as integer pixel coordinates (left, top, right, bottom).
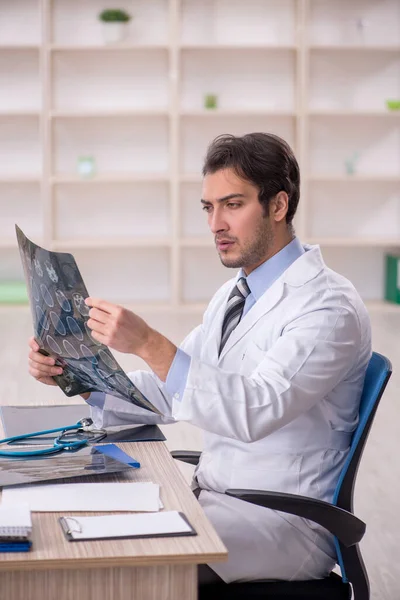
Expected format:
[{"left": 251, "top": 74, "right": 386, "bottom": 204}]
[{"left": 202, "top": 132, "right": 300, "bottom": 226}]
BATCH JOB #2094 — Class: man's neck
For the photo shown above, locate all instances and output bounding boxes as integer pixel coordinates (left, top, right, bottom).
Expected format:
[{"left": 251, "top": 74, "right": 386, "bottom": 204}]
[{"left": 244, "top": 232, "right": 295, "bottom": 276}]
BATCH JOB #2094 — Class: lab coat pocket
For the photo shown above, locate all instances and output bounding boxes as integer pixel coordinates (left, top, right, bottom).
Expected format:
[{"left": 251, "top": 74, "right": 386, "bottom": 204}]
[
  {"left": 240, "top": 340, "right": 267, "bottom": 376},
  {"left": 230, "top": 451, "right": 302, "bottom": 494}
]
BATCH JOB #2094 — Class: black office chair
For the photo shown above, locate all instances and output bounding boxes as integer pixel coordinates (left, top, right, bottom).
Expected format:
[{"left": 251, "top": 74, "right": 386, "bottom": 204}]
[{"left": 172, "top": 351, "right": 392, "bottom": 600}]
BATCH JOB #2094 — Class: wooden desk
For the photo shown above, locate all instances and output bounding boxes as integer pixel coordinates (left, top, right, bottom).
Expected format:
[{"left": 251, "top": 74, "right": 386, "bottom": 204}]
[{"left": 0, "top": 438, "right": 227, "bottom": 600}]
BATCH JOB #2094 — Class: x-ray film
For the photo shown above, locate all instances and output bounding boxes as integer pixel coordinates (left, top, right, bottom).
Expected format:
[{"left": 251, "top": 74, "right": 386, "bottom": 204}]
[
  {"left": 16, "top": 226, "right": 160, "bottom": 415},
  {"left": 0, "top": 445, "right": 135, "bottom": 487}
]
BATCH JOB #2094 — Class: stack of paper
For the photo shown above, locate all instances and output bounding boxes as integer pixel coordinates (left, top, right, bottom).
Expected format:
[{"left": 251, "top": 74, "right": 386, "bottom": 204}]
[
  {"left": 0, "top": 503, "right": 32, "bottom": 552},
  {"left": 1, "top": 482, "right": 160, "bottom": 512}
]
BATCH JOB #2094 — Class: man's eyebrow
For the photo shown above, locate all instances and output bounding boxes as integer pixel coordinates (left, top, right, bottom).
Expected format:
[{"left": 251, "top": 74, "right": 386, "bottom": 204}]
[{"left": 200, "top": 193, "right": 245, "bottom": 205}]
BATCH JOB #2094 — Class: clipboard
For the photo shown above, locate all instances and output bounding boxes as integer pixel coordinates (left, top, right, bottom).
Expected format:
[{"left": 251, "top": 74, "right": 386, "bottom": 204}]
[{"left": 59, "top": 511, "right": 197, "bottom": 542}]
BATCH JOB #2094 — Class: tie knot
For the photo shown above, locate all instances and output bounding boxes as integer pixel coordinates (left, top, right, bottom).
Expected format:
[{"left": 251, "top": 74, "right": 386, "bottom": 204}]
[{"left": 231, "top": 277, "right": 250, "bottom": 300}]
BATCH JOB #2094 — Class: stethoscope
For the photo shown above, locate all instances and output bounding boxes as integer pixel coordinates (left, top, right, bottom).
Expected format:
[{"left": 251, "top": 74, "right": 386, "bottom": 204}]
[{"left": 0, "top": 418, "right": 107, "bottom": 458}]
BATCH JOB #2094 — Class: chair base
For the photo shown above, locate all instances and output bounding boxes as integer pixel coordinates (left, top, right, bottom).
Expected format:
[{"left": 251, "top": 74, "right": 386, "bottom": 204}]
[{"left": 199, "top": 572, "right": 352, "bottom": 600}]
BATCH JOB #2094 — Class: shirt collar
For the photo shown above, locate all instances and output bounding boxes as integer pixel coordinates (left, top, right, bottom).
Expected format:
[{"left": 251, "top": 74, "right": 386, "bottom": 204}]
[{"left": 239, "top": 237, "right": 305, "bottom": 301}]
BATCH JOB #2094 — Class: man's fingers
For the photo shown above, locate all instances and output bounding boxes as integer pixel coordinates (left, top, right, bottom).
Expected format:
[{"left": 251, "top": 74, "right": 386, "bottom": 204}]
[
  {"left": 29, "top": 366, "right": 58, "bottom": 384},
  {"left": 86, "top": 318, "right": 107, "bottom": 335},
  {"left": 41, "top": 377, "right": 58, "bottom": 386},
  {"left": 29, "top": 360, "right": 62, "bottom": 376},
  {"left": 29, "top": 337, "right": 40, "bottom": 352},
  {"left": 28, "top": 349, "right": 56, "bottom": 366},
  {"left": 87, "top": 307, "right": 109, "bottom": 325},
  {"left": 28, "top": 338, "right": 60, "bottom": 387},
  {"left": 86, "top": 297, "right": 118, "bottom": 315}
]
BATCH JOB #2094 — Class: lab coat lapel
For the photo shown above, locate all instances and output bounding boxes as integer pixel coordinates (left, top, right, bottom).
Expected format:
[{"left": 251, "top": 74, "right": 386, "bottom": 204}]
[
  {"left": 217, "top": 245, "right": 324, "bottom": 361},
  {"left": 203, "top": 291, "right": 231, "bottom": 365},
  {"left": 218, "top": 278, "right": 285, "bottom": 361}
]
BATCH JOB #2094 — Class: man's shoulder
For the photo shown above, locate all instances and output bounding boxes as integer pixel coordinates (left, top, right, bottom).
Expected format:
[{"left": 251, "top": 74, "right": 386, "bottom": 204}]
[
  {"left": 287, "top": 257, "right": 371, "bottom": 339},
  {"left": 290, "top": 245, "right": 367, "bottom": 309}
]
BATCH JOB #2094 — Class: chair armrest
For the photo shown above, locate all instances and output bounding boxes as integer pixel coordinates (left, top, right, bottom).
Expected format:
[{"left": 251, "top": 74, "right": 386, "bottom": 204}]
[
  {"left": 225, "top": 489, "right": 365, "bottom": 548},
  {"left": 171, "top": 450, "right": 201, "bottom": 466}
]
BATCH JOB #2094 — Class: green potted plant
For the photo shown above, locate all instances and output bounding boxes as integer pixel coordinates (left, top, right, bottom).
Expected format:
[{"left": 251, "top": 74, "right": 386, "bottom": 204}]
[
  {"left": 98, "top": 9, "right": 131, "bottom": 44},
  {"left": 204, "top": 93, "right": 218, "bottom": 110}
]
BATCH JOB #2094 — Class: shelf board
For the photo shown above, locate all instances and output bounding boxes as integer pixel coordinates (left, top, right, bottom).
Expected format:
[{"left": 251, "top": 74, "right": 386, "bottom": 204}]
[
  {"left": 180, "top": 174, "right": 202, "bottom": 183},
  {"left": 53, "top": 238, "right": 172, "bottom": 250},
  {"left": 0, "top": 111, "right": 40, "bottom": 118},
  {"left": 180, "top": 238, "right": 213, "bottom": 248},
  {"left": 124, "top": 302, "right": 208, "bottom": 313},
  {"left": 175, "top": 303, "right": 208, "bottom": 313},
  {"left": 52, "top": 173, "right": 170, "bottom": 184},
  {"left": 309, "top": 110, "right": 400, "bottom": 118},
  {"left": 181, "top": 109, "right": 295, "bottom": 117},
  {"left": 182, "top": 236, "right": 400, "bottom": 249},
  {"left": 0, "top": 240, "right": 18, "bottom": 249},
  {"left": 180, "top": 44, "right": 297, "bottom": 51},
  {"left": 309, "top": 45, "right": 400, "bottom": 52},
  {"left": 307, "top": 237, "right": 400, "bottom": 247},
  {"left": 0, "top": 45, "right": 40, "bottom": 51},
  {"left": 50, "top": 110, "right": 169, "bottom": 119},
  {"left": 0, "top": 176, "right": 40, "bottom": 183},
  {"left": 309, "top": 175, "right": 400, "bottom": 183},
  {"left": 365, "top": 300, "right": 400, "bottom": 313},
  {"left": 0, "top": 238, "right": 44, "bottom": 249},
  {"left": 119, "top": 302, "right": 175, "bottom": 312},
  {"left": 0, "top": 299, "right": 398, "bottom": 314},
  {"left": 119, "top": 302, "right": 210, "bottom": 313},
  {"left": 49, "top": 44, "right": 169, "bottom": 52}
]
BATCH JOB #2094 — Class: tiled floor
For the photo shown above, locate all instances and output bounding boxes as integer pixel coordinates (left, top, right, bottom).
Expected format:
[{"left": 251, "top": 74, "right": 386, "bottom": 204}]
[{"left": 1, "top": 305, "right": 399, "bottom": 599}]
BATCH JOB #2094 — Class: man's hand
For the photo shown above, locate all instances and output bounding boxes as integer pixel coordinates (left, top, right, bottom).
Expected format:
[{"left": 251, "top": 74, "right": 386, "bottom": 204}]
[
  {"left": 28, "top": 337, "right": 90, "bottom": 400},
  {"left": 85, "top": 298, "right": 152, "bottom": 356},
  {"left": 28, "top": 337, "right": 62, "bottom": 387},
  {"left": 85, "top": 298, "right": 178, "bottom": 381}
]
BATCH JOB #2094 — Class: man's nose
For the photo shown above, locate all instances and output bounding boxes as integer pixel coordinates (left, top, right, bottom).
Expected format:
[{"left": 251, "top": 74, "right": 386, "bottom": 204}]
[{"left": 209, "top": 209, "right": 228, "bottom": 234}]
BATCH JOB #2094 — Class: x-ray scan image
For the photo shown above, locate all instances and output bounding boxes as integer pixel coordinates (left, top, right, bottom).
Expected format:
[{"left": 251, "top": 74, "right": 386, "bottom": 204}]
[{"left": 16, "top": 225, "right": 160, "bottom": 415}]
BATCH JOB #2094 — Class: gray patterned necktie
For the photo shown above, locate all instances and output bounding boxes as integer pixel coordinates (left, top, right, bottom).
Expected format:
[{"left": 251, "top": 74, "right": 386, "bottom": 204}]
[{"left": 219, "top": 277, "right": 251, "bottom": 355}]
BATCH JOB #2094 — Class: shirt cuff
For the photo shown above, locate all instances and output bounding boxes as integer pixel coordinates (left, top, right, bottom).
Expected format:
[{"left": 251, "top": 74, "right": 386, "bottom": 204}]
[
  {"left": 85, "top": 391, "right": 106, "bottom": 410},
  {"left": 165, "top": 349, "right": 191, "bottom": 402}
]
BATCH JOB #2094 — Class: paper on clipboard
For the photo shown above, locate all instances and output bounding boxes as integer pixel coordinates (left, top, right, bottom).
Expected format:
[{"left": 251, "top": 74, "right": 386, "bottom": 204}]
[{"left": 59, "top": 511, "right": 196, "bottom": 541}]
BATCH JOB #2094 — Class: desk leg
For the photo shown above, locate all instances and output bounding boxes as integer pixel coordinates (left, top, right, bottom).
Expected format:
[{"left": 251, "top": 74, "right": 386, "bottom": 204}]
[{"left": 0, "top": 564, "right": 197, "bottom": 600}]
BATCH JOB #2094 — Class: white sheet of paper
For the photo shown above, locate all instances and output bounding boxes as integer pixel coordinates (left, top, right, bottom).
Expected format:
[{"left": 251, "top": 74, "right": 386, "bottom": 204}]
[
  {"left": 63, "top": 511, "right": 193, "bottom": 540},
  {"left": 2, "top": 482, "right": 160, "bottom": 512}
]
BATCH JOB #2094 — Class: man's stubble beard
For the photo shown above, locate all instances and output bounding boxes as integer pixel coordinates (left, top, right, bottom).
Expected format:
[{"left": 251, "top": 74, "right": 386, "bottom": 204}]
[{"left": 218, "top": 217, "right": 275, "bottom": 270}]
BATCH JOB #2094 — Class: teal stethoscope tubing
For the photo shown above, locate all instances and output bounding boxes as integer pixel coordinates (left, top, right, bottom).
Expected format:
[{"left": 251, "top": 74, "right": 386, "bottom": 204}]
[{"left": 0, "top": 419, "right": 106, "bottom": 457}]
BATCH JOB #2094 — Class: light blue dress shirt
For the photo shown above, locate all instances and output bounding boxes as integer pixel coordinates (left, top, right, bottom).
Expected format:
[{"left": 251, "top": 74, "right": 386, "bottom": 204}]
[
  {"left": 87, "top": 237, "right": 304, "bottom": 410},
  {"left": 165, "top": 237, "right": 305, "bottom": 402}
]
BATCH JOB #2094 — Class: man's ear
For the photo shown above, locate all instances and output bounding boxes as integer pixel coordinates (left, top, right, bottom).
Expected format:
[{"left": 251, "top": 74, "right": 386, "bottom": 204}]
[{"left": 270, "top": 191, "right": 289, "bottom": 223}]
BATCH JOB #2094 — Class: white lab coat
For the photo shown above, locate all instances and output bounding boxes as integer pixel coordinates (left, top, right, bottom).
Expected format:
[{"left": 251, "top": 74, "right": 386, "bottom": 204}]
[{"left": 89, "top": 245, "right": 371, "bottom": 582}]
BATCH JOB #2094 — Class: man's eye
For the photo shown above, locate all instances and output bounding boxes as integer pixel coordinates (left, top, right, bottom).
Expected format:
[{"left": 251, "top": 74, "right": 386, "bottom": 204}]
[
  {"left": 202, "top": 205, "right": 211, "bottom": 212},
  {"left": 227, "top": 203, "right": 240, "bottom": 209}
]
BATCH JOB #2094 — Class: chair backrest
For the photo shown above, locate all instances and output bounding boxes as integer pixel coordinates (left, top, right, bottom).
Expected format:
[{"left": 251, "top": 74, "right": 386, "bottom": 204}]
[{"left": 332, "top": 351, "right": 392, "bottom": 584}]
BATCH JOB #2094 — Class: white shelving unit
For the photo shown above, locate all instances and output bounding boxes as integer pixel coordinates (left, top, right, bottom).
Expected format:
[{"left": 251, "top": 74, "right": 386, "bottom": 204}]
[{"left": 1, "top": 0, "right": 400, "bottom": 310}]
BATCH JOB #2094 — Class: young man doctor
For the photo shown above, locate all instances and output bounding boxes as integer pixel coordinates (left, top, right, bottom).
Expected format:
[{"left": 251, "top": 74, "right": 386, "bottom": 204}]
[{"left": 29, "top": 133, "right": 371, "bottom": 584}]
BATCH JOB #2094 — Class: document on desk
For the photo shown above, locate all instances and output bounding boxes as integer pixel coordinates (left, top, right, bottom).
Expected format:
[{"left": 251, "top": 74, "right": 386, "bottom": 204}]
[
  {"left": 59, "top": 511, "right": 197, "bottom": 542},
  {"left": 2, "top": 482, "right": 160, "bottom": 512}
]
